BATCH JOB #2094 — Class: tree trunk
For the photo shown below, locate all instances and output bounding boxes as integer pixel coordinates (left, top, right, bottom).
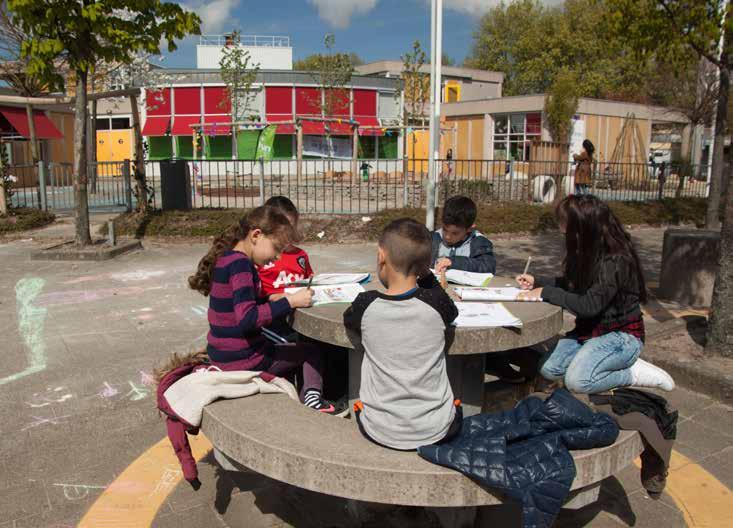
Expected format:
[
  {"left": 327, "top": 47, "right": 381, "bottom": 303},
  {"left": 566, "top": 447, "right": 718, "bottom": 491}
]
[
  {"left": 73, "top": 70, "right": 92, "bottom": 245},
  {"left": 129, "top": 94, "right": 148, "bottom": 213},
  {"left": 705, "top": 10, "right": 732, "bottom": 229}
]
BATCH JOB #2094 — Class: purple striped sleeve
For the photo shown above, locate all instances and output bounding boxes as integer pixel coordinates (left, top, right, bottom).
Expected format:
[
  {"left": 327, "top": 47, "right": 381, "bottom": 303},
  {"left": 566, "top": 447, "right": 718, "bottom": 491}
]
[{"left": 229, "top": 256, "right": 292, "bottom": 332}]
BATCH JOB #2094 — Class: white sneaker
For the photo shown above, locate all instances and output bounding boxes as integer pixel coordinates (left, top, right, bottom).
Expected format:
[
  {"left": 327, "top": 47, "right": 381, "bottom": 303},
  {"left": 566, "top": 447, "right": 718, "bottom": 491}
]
[{"left": 629, "top": 358, "right": 675, "bottom": 391}]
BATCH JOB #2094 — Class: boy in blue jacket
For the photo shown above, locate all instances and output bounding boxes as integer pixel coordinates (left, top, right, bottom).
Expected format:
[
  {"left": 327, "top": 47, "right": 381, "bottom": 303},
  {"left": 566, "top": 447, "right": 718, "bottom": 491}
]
[{"left": 432, "top": 196, "right": 496, "bottom": 274}]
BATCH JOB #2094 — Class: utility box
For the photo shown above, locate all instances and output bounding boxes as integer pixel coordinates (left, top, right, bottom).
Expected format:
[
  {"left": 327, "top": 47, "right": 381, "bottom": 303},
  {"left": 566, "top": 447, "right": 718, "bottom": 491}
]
[{"left": 160, "top": 159, "right": 192, "bottom": 211}]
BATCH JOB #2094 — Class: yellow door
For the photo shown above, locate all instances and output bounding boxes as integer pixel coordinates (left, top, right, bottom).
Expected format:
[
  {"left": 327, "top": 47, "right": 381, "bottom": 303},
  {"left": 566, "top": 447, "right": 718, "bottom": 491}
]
[
  {"left": 407, "top": 130, "right": 429, "bottom": 174},
  {"left": 96, "top": 129, "right": 133, "bottom": 176}
]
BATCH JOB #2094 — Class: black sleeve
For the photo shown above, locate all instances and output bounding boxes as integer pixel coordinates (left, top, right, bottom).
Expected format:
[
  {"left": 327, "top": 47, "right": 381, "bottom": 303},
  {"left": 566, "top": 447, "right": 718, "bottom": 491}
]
[
  {"left": 448, "top": 235, "right": 496, "bottom": 274},
  {"left": 417, "top": 286, "right": 459, "bottom": 326},
  {"left": 417, "top": 271, "right": 440, "bottom": 289},
  {"left": 343, "top": 291, "right": 378, "bottom": 337},
  {"left": 542, "top": 257, "right": 621, "bottom": 318},
  {"left": 430, "top": 231, "right": 441, "bottom": 266}
]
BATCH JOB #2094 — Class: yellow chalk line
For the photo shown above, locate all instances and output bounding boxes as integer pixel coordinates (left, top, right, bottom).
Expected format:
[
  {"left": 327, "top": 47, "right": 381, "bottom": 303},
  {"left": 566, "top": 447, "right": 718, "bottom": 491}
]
[
  {"left": 634, "top": 450, "right": 732, "bottom": 527},
  {"left": 77, "top": 434, "right": 212, "bottom": 528}
]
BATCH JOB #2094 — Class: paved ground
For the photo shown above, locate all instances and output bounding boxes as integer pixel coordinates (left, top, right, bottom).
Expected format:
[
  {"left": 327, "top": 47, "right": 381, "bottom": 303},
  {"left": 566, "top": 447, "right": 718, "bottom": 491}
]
[{"left": 0, "top": 216, "right": 730, "bottom": 527}]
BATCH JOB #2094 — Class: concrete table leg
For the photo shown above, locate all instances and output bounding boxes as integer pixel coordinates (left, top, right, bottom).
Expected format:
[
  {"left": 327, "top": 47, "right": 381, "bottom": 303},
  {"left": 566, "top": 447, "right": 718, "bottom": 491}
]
[
  {"left": 348, "top": 347, "right": 363, "bottom": 419},
  {"left": 447, "top": 354, "right": 486, "bottom": 416}
]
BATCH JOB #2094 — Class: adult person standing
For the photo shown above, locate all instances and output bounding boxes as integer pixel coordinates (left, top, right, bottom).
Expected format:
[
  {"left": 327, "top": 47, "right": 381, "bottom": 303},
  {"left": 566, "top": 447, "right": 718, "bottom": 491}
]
[{"left": 573, "top": 139, "right": 595, "bottom": 195}]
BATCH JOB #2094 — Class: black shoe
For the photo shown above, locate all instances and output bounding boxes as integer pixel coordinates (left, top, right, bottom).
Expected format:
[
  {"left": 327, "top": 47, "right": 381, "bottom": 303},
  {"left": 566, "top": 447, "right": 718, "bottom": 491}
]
[{"left": 486, "top": 363, "right": 526, "bottom": 384}]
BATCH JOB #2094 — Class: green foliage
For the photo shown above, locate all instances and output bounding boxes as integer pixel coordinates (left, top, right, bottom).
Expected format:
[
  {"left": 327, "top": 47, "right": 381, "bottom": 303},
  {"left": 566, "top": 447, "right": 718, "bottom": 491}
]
[
  {"left": 544, "top": 68, "right": 580, "bottom": 143},
  {"left": 442, "top": 53, "right": 455, "bottom": 67},
  {"left": 0, "top": 207, "right": 55, "bottom": 234},
  {"left": 400, "top": 40, "right": 430, "bottom": 124},
  {"left": 8, "top": 0, "right": 201, "bottom": 91},
  {"left": 466, "top": 0, "right": 650, "bottom": 99},
  {"left": 293, "top": 48, "right": 362, "bottom": 72},
  {"left": 219, "top": 30, "right": 261, "bottom": 122}
]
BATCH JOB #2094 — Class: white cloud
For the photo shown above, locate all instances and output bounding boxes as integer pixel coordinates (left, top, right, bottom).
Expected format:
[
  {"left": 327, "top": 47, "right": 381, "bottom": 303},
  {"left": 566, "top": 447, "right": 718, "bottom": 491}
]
[
  {"left": 308, "top": 0, "right": 379, "bottom": 29},
  {"left": 442, "top": 0, "right": 563, "bottom": 17},
  {"left": 181, "top": 0, "right": 241, "bottom": 33}
]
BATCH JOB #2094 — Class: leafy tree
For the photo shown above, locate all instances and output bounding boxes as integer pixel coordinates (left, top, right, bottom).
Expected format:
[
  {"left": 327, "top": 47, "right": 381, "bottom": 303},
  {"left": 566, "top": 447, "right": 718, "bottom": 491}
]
[
  {"left": 219, "top": 30, "right": 261, "bottom": 123},
  {"left": 442, "top": 53, "right": 455, "bottom": 67},
  {"left": 293, "top": 49, "right": 362, "bottom": 72},
  {"left": 400, "top": 40, "right": 430, "bottom": 126},
  {"left": 544, "top": 68, "right": 579, "bottom": 144},
  {"left": 8, "top": 0, "right": 200, "bottom": 246}
]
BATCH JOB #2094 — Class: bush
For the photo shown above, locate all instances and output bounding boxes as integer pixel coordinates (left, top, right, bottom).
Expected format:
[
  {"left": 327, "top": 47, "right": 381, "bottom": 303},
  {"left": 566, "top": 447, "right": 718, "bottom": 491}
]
[{"left": 0, "top": 208, "right": 55, "bottom": 234}]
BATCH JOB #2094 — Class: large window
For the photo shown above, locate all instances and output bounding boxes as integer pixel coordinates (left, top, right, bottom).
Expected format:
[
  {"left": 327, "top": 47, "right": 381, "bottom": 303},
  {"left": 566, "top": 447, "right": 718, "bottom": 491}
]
[{"left": 492, "top": 112, "right": 541, "bottom": 161}]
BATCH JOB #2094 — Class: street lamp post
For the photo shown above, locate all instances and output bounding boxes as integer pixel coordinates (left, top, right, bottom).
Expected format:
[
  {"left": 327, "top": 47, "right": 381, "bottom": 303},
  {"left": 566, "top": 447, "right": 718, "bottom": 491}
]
[{"left": 425, "top": 0, "right": 443, "bottom": 230}]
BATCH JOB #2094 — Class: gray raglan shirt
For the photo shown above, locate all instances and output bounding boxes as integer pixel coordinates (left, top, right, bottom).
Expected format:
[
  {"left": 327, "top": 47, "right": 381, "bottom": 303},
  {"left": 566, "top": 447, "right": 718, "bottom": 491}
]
[{"left": 343, "top": 284, "right": 458, "bottom": 450}]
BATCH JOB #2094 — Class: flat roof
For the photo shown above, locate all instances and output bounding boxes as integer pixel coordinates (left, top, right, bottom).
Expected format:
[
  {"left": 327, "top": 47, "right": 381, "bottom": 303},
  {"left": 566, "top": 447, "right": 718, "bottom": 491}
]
[
  {"left": 355, "top": 61, "right": 503, "bottom": 84},
  {"left": 135, "top": 69, "right": 399, "bottom": 90},
  {"left": 442, "top": 94, "right": 689, "bottom": 123}
]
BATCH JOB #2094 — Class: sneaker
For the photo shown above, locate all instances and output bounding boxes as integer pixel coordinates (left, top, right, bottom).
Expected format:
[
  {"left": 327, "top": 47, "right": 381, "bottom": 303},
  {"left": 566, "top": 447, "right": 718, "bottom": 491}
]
[
  {"left": 331, "top": 395, "right": 350, "bottom": 418},
  {"left": 486, "top": 363, "right": 526, "bottom": 384},
  {"left": 629, "top": 359, "right": 675, "bottom": 391},
  {"left": 303, "top": 389, "right": 347, "bottom": 416}
]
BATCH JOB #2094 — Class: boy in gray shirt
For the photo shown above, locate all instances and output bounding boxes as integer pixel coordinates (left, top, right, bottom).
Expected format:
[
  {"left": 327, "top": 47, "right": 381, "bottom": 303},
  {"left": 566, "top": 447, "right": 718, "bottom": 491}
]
[{"left": 344, "top": 218, "right": 462, "bottom": 450}]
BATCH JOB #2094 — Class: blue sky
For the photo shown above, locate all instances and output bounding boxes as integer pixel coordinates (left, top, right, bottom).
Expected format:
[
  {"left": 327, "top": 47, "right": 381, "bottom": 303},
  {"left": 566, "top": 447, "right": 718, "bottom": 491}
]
[{"left": 163, "top": 0, "right": 497, "bottom": 68}]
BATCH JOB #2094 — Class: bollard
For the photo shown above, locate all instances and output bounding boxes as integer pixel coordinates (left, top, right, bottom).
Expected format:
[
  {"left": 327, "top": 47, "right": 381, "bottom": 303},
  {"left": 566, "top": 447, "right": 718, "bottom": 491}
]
[
  {"left": 38, "top": 161, "right": 48, "bottom": 211},
  {"left": 108, "top": 220, "right": 116, "bottom": 246}
]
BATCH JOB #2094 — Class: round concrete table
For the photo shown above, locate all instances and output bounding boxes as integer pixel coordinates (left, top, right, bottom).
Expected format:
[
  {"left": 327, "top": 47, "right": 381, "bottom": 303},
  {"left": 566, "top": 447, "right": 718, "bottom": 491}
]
[{"left": 292, "top": 277, "right": 563, "bottom": 416}]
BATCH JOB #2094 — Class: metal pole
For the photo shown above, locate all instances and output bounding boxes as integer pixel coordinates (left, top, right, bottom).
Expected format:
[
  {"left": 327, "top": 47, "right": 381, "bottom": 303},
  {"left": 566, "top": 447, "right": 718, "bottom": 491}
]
[
  {"left": 258, "top": 156, "right": 265, "bottom": 206},
  {"left": 425, "top": 0, "right": 443, "bottom": 230},
  {"left": 37, "top": 160, "right": 47, "bottom": 211}
]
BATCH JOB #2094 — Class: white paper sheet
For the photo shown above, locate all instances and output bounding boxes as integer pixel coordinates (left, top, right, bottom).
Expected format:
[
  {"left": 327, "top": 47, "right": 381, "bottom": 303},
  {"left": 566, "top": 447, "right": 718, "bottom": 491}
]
[
  {"left": 455, "top": 287, "right": 543, "bottom": 302},
  {"left": 291, "top": 273, "right": 370, "bottom": 286},
  {"left": 431, "top": 269, "right": 494, "bottom": 287},
  {"left": 453, "top": 302, "right": 523, "bottom": 328},
  {"left": 285, "top": 284, "right": 365, "bottom": 306}
]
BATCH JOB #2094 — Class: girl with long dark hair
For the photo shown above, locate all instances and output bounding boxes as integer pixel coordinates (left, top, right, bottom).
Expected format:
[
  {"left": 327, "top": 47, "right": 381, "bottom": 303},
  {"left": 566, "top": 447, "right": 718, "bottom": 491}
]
[
  {"left": 188, "top": 206, "right": 340, "bottom": 413},
  {"left": 573, "top": 139, "right": 594, "bottom": 195},
  {"left": 516, "top": 195, "right": 674, "bottom": 393}
]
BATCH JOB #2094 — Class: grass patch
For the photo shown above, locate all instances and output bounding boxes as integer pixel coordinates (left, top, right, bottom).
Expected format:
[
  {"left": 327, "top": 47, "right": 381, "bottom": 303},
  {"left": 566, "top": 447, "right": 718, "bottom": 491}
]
[
  {"left": 101, "top": 197, "right": 707, "bottom": 242},
  {"left": 0, "top": 208, "right": 55, "bottom": 234}
]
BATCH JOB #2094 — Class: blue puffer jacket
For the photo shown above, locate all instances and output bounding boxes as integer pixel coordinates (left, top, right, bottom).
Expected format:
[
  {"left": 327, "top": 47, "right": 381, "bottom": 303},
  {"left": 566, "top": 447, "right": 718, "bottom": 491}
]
[{"left": 418, "top": 389, "right": 619, "bottom": 528}]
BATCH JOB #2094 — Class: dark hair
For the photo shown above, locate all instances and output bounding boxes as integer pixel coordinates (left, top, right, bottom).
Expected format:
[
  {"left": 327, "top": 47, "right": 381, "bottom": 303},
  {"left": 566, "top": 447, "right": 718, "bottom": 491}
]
[
  {"left": 442, "top": 195, "right": 477, "bottom": 229},
  {"left": 379, "top": 218, "right": 432, "bottom": 277},
  {"left": 265, "top": 195, "right": 299, "bottom": 221},
  {"left": 582, "top": 139, "right": 595, "bottom": 158},
  {"left": 556, "top": 195, "right": 646, "bottom": 303},
  {"left": 188, "top": 206, "right": 296, "bottom": 296}
]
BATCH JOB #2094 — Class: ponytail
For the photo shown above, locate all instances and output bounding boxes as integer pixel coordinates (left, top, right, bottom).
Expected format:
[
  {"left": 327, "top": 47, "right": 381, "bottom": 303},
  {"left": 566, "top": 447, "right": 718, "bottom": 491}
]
[{"left": 188, "top": 206, "right": 296, "bottom": 296}]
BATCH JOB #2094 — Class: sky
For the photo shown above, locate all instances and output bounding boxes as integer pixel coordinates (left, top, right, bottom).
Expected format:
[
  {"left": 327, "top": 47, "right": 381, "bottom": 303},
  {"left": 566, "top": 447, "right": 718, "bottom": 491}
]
[{"left": 162, "top": 0, "right": 506, "bottom": 68}]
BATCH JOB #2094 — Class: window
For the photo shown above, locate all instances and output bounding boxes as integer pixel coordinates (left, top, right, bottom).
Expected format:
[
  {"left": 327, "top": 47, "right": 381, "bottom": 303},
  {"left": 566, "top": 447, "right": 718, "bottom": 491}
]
[
  {"left": 492, "top": 112, "right": 541, "bottom": 160},
  {"left": 111, "top": 117, "right": 130, "bottom": 130},
  {"left": 95, "top": 118, "right": 111, "bottom": 131}
]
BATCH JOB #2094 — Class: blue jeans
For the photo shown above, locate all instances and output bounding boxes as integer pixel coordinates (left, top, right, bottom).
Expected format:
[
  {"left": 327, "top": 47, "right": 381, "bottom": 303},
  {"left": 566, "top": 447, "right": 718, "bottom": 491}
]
[{"left": 540, "top": 332, "right": 642, "bottom": 394}]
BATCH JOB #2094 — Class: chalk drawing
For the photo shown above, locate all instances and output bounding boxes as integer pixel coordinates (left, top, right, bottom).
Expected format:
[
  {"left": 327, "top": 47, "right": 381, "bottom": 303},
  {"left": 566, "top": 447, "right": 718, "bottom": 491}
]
[
  {"left": 98, "top": 382, "right": 120, "bottom": 399},
  {"left": 148, "top": 465, "right": 182, "bottom": 496},
  {"left": 125, "top": 381, "right": 150, "bottom": 401},
  {"left": 139, "top": 370, "right": 155, "bottom": 386},
  {"left": 111, "top": 270, "right": 166, "bottom": 282},
  {"left": 27, "top": 386, "right": 73, "bottom": 407},
  {"left": 53, "top": 482, "right": 107, "bottom": 501},
  {"left": 0, "top": 278, "right": 47, "bottom": 387},
  {"left": 36, "top": 286, "right": 162, "bottom": 307},
  {"left": 190, "top": 304, "right": 207, "bottom": 317},
  {"left": 22, "top": 413, "right": 70, "bottom": 431}
]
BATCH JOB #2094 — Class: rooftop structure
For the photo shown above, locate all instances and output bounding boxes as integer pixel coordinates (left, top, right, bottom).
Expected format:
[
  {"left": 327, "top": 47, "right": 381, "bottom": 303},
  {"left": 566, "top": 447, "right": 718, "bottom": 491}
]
[{"left": 196, "top": 34, "right": 293, "bottom": 70}]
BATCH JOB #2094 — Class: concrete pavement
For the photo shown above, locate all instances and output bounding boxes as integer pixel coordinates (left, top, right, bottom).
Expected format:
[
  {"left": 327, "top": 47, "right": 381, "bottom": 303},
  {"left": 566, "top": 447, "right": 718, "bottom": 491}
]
[{"left": 0, "top": 219, "right": 730, "bottom": 527}]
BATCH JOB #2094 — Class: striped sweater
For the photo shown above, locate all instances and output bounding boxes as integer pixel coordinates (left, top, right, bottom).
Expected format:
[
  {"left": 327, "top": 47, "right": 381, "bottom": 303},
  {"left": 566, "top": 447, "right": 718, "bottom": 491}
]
[{"left": 206, "top": 250, "right": 292, "bottom": 369}]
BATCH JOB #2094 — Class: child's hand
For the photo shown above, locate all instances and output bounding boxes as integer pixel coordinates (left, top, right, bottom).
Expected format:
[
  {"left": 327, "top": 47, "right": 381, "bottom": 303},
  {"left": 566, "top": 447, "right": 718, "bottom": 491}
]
[
  {"left": 516, "top": 274, "right": 535, "bottom": 290},
  {"left": 287, "top": 288, "right": 314, "bottom": 309},
  {"left": 517, "top": 288, "right": 543, "bottom": 301},
  {"left": 269, "top": 293, "right": 286, "bottom": 302},
  {"left": 435, "top": 258, "right": 452, "bottom": 273}
]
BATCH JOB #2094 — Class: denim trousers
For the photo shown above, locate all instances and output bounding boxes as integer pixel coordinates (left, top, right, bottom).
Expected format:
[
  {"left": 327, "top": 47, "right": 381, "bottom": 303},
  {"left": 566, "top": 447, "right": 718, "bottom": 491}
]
[{"left": 540, "top": 331, "right": 642, "bottom": 394}]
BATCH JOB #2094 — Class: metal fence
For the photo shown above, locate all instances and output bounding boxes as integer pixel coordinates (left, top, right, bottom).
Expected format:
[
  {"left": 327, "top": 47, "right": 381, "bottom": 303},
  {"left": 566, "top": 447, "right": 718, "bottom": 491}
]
[{"left": 9, "top": 158, "right": 710, "bottom": 215}]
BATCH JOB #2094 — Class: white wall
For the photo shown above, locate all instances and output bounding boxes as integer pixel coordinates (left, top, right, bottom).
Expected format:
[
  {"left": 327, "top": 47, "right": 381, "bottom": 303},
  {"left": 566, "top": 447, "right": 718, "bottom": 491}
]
[{"left": 196, "top": 45, "right": 293, "bottom": 70}]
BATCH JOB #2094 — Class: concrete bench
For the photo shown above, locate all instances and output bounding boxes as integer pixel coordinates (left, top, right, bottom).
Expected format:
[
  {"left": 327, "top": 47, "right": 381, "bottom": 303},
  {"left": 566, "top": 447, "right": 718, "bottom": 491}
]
[{"left": 202, "top": 393, "right": 643, "bottom": 522}]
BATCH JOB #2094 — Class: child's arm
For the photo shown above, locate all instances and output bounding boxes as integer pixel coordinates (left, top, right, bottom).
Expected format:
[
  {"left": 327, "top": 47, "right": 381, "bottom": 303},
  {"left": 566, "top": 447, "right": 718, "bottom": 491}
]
[
  {"left": 230, "top": 258, "right": 292, "bottom": 334},
  {"left": 541, "top": 258, "right": 622, "bottom": 318},
  {"left": 448, "top": 236, "right": 496, "bottom": 274},
  {"left": 419, "top": 286, "right": 459, "bottom": 326}
]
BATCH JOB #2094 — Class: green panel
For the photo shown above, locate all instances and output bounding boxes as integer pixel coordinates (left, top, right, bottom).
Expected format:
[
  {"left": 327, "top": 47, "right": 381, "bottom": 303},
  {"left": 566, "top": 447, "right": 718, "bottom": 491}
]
[
  {"left": 176, "top": 136, "right": 194, "bottom": 159},
  {"left": 236, "top": 130, "right": 260, "bottom": 160},
  {"left": 273, "top": 135, "right": 293, "bottom": 159},
  {"left": 147, "top": 136, "right": 173, "bottom": 160},
  {"left": 358, "top": 136, "right": 376, "bottom": 159},
  {"left": 378, "top": 135, "right": 398, "bottom": 159},
  {"left": 205, "top": 135, "right": 233, "bottom": 160}
]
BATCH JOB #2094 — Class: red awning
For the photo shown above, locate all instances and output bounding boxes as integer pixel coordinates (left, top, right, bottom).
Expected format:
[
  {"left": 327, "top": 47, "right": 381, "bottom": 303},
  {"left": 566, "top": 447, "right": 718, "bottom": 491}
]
[
  {"left": 202, "top": 115, "right": 232, "bottom": 136},
  {"left": 266, "top": 114, "right": 295, "bottom": 134},
  {"left": 171, "top": 115, "right": 200, "bottom": 136},
  {"left": 141, "top": 116, "right": 171, "bottom": 136},
  {"left": 356, "top": 117, "right": 383, "bottom": 136},
  {"left": 0, "top": 106, "right": 63, "bottom": 139},
  {"left": 301, "top": 120, "right": 326, "bottom": 135},
  {"left": 325, "top": 120, "right": 353, "bottom": 135}
]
